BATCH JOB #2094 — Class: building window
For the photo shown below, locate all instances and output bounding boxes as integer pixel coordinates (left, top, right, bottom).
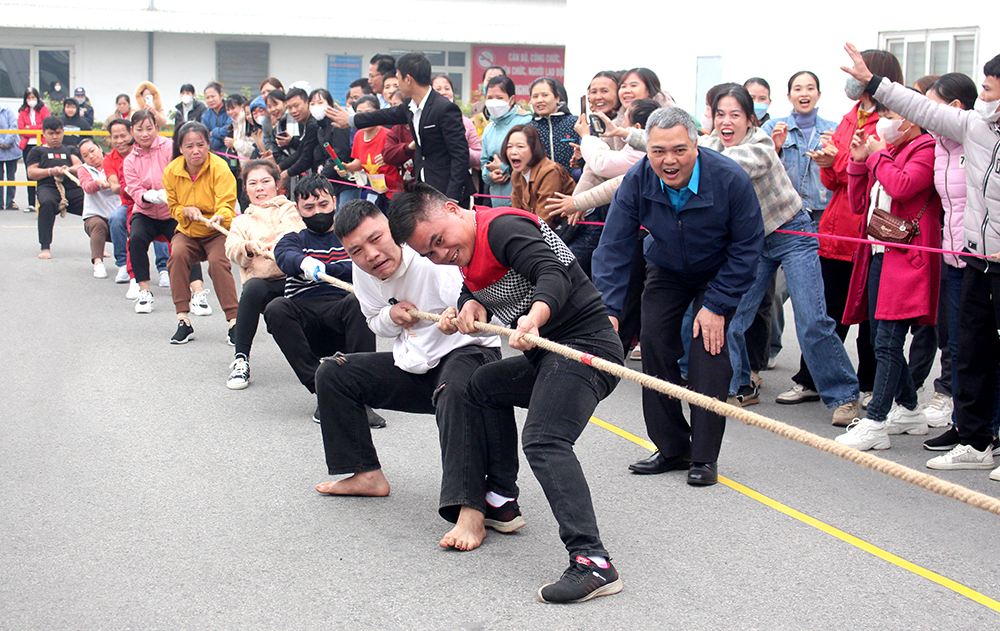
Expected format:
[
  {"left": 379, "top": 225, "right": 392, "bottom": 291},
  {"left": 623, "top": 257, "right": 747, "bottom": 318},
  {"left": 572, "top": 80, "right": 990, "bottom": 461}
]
[
  {"left": 216, "top": 41, "right": 269, "bottom": 96},
  {"left": 881, "top": 27, "right": 979, "bottom": 85},
  {"left": 0, "top": 47, "right": 71, "bottom": 100},
  {"left": 0, "top": 48, "right": 31, "bottom": 99}
]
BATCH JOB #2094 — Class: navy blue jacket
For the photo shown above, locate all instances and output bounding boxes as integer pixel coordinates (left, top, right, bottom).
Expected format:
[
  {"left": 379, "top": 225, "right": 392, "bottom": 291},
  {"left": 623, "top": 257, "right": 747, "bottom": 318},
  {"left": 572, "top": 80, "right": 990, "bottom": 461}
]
[
  {"left": 201, "top": 105, "right": 232, "bottom": 153},
  {"left": 592, "top": 147, "right": 764, "bottom": 318},
  {"left": 274, "top": 227, "right": 353, "bottom": 300}
]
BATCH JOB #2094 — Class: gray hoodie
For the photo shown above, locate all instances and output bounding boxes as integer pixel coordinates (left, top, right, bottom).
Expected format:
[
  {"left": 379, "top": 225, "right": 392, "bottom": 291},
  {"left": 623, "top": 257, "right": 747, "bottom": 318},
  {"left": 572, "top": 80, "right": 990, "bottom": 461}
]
[{"left": 873, "top": 78, "right": 1000, "bottom": 270}]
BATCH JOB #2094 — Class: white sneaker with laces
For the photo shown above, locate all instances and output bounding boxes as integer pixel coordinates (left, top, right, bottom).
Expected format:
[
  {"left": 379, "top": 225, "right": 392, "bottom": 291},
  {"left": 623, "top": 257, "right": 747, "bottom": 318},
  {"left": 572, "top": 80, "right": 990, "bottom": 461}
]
[
  {"left": 227, "top": 356, "right": 250, "bottom": 390},
  {"left": 190, "top": 288, "right": 213, "bottom": 316},
  {"left": 125, "top": 278, "right": 140, "bottom": 300},
  {"left": 884, "top": 404, "right": 929, "bottom": 435},
  {"left": 926, "top": 444, "right": 994, "bottom": 470},
  {"left": 835, "top": 418, "right": 890, "bottom": 451},
  {"left": 920, "top": 392, "right": 953, "bottom": 428},
  {"left": 159, "top": 270, "right": 170, "bottom": 287},
  {"left": 115, "top": 267, "right": 130, "bottom": 283},
  {"left": 93, "top": 261, "right": 108, "bottom": 278},
  {"left": 991, "top": 466, "right": 1000, "bottom": 482},
  {"left": 776, "top": 383, "right": 820, "bottom": 404},
  {"left": 134, "top": 289, "right": 153, "bottom": 313}
]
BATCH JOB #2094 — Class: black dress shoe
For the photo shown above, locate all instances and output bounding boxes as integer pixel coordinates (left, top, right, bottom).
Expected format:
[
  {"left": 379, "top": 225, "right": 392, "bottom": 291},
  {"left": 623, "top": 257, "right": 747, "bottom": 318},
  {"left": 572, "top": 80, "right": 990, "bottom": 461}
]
[
  {"left": 687, "top": 462, "right": 718, "bottom": 486},
  {"left": 366, "top": 406, "right": 387, "bottom": 429},
  {"left": 628, "top": 451, "right": 691, "bottom": 475}
]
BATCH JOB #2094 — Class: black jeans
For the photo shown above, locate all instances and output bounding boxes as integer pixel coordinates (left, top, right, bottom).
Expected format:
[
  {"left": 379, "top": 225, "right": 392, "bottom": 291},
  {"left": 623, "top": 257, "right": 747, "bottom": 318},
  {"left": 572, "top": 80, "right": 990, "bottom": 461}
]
[
  {"left": 641, "top": 264, "right": 732, "bottom": 463},
  {"left": 865, "top": 254, "right": 918, "bottom": 422},
  {"left": 36, "top": 185, "right": 83, "bottom": 249},
  {"left": 128, "top": 214, "right": 176, "bottom": 284},
  {"left": 954, "top": 266, "right": 1000, "bottom": 452},
  {"left": 22, "top": 155, "right": 36, "bottom": 208},
  {"left": 795, "top": 257, "right": 876, "bottom": 392},
  {"left": 468, "top": 327, "right": 622, "bottom": 558},
  {"left": 263, "top": 292, "right": 374, "bottom": 393},
  {"left": 233, "top": 277, "right": 285, "bottom": 358},
  {"left": 316, "top": 346, "right": 517, "bottom": 522}
]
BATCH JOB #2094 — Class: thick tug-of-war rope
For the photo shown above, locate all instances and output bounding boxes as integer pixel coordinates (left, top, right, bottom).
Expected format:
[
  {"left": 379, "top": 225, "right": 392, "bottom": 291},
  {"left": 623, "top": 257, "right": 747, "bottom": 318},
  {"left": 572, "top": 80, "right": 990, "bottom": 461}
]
[
  {"left": 194, "top": 215, "right": 1000, "bottom": 518},
  {"left": 52, "top": 170, "right": 80, "bottom": 218}
]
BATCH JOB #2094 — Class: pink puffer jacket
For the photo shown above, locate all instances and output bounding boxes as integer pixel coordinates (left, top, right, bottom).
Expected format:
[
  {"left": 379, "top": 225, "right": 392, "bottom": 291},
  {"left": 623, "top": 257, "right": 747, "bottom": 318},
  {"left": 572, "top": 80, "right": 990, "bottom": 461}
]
[{"left": 933, "top": 135, "right": 966, "bottom": 268}]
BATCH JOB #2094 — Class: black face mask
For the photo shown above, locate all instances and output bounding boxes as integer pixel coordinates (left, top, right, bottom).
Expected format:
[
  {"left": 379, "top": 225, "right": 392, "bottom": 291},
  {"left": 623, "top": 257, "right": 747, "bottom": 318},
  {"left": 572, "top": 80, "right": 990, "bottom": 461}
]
[{"left": 302, "top": 210, "right": 334, "bottom": 234}]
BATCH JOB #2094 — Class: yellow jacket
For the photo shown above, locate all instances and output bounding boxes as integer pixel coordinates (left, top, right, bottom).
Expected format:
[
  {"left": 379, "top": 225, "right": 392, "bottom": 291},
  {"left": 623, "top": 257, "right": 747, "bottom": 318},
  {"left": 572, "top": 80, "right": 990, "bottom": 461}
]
[{"left": 163, "top": 153, "right": 237, "bottom": 238}]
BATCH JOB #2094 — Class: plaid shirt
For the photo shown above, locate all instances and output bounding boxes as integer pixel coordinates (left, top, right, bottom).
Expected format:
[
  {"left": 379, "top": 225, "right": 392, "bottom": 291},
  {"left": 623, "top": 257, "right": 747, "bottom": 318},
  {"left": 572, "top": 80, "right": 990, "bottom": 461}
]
[{"left": 700, "top": 127, "right": 801, "bottom": 235}]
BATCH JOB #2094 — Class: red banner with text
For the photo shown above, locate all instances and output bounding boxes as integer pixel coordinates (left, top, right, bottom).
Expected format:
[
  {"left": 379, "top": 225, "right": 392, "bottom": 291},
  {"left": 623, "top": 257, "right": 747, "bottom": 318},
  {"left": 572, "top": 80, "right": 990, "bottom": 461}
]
[{"left": 471, "top": 45, "right": 566, "bottom": 102}]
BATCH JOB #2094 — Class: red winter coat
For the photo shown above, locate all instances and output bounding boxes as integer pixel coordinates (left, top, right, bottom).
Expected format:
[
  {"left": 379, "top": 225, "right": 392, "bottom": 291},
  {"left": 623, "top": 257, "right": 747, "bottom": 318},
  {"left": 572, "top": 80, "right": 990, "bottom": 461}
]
[
  {"left": 843, "top": 133, "right": 941, "bottom": 325},
  {"left": 818, "top": 103, "right": 880, "bottom": 261},
  {"left": 17, "top": 105, "right": 51, "bottom": 151}
]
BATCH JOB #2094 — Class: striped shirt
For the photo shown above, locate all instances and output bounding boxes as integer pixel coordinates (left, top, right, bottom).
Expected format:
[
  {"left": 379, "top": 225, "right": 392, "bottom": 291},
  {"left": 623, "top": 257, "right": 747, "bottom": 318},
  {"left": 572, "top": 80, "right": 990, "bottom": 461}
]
[{"left": 273, "top": 228, "right": 353, "bottom": 300}]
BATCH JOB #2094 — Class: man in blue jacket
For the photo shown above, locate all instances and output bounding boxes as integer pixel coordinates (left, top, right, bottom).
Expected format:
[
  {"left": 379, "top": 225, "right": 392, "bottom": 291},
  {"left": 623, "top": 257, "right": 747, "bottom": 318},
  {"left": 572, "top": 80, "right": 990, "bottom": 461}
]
[{"left": 592, "top": 106, "right": 764, "bottom": 486}]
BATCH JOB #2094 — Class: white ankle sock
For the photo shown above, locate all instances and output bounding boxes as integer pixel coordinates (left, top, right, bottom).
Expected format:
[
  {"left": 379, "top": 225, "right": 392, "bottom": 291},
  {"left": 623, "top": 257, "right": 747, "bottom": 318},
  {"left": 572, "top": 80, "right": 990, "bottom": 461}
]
[
  {"left": 485, "top": 491, "right": 514, "bottom": 508},
  {"left": 587, "top": 556, "right": 609, "bottom": 568}
]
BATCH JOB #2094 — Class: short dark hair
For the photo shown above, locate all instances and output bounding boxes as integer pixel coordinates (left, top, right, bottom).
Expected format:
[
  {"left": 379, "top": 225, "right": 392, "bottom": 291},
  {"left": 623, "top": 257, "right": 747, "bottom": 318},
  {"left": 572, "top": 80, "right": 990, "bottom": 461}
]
[
  {"left": 371, "top": 54, "right": 396, "bottom": 77},
  {"left": 77, "top": 137, "right": 98, "bottom": 151},
  {"left": 308, "top": 88, "right": 333, "bottom": 105},
  {"left": 396, "top": 53, "right": 431, "bottom": 86},
  {"left": 285, "top": 87, "right": 308, "bottom": 104},
  {"left": 242, "top": 158, "right": 281, "bottom": 184},
  {"left": 482, "top": 65, "right": 507, "bottom": 81},
  {"left": 928, "top": 72, "right": 979, "bottom": 111},
  {"left": 180, "top": 84, "right": 195, "bottom": 94},
  {"left": 529, "top": 77, "right": 571, "bottom": 114},
  {"left": 706, "top": 82, "right": 740, "bottom": 107},
  {"left": 711, "top": 85, "right": 758, "bottom": 125},
  {"left": 487, "top": 75, "right": 516, "bottom": 99},
  {"left": 334, "top": 199, "right": 384, "bottom": 240},
  {"left": 260, "top": 77, "right": 283, "bottom": 92},
  {"left": 204, "top": 82, "right": 224, "bottom": 96},
  {"left": 627, "top": 98, "right": 659, "bottom": 129},
  {"left": 354, "top": 95, "right": 380, "bottom": 112},
  {"left": 116, "top": 93, "right": 131, "bottom": 104},
  {"left": 622, "top": 68, "right": 663, "bottom": 99},
  {"left": 744, "top": 77, "right": 771, "bottom": 96},
  {"left": 861, "top": 50, "right": 903, "bottom": 84},
  {"left": 986, "top": 54, "right": 1000, "bottom": 79},
  {"left": 787, "top": 70, "right": 821, "bottom": 94},
  {"left": 172, "top": 122, "right": 211, "bottom": 161},
  {"left": 387, "top": 182, "right": 449, "bottom": 244},
  {"left": 500, "top": 124, "right": 545, "bottom": 169},
  {"left": 294, "top": 172, "right": 335, "bottom": 203},
  {"left": 432, "top": 74, "right": 455, "bottom": 92},
  {"left": 42, "top": 116, "right": 64, "bottom": 132},
  {"left": 131, "top": 109, "right": 158, "bottom": 128},
  {"left": 349, "top": 78, "right": 373, "bottom": 94},
  {"left": 107, "top": 118, "right": 132, "bottom": 134},
  {"left": 265, "top": 89, "right": 286, "bottom": 105},
  {"left": 224, "top": 94, "right": 246, "bottom": 109},
  {"left": 62, "top": 97, "right": 78, "bottom": 110}
]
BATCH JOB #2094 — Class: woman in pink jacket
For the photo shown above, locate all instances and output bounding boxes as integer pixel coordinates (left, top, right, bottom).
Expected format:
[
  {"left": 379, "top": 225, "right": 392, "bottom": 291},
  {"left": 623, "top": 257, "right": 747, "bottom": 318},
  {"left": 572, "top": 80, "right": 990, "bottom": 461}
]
[
  {"left": 17, "top": 88, "right": 49, "bottom": 212},
  {"left": 835, "top": 105, "right": 941, "bottom": 452},
  {"left": 223, "top": 159, "right": 304, "bottom": 390}
]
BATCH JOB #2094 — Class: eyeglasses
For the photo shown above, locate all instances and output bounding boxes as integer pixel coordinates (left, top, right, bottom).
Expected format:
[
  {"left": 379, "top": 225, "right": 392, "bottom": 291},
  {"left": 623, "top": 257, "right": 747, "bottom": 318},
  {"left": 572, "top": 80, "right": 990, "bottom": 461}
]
[{"left": 368, "top": 72, "right": 382, "bottom": 80}]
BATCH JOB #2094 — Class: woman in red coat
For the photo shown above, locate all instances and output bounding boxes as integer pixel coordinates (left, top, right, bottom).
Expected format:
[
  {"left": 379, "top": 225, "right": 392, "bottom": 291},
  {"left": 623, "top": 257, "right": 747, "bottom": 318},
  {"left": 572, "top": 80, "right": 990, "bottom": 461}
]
[
  {"left": 835, "top": 106, "right": 941, "bottom": 452},
  {"left": 17, "top": 88, "right": 50, "bottom": 212}
]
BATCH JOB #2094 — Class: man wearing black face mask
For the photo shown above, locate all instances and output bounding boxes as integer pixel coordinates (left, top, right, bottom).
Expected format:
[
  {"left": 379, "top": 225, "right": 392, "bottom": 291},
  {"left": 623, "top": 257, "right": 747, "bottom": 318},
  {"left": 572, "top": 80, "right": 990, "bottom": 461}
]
[{"left": 267, "top": 174, "right": 379, "bottom": 423}]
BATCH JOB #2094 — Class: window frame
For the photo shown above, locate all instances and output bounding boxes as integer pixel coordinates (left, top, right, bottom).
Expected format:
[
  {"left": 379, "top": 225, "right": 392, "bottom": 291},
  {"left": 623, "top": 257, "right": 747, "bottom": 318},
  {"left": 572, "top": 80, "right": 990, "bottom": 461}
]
[{"left": 879, "top": 27, "right": 980, "bottom": 85}]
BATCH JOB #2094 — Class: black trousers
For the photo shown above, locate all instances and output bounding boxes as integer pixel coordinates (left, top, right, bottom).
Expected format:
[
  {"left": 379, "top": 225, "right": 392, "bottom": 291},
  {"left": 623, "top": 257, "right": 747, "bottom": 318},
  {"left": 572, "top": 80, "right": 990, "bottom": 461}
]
[
  {"left": 233, "top": 277, "right": 285, "bottom": 358},
  {"left": 954, "top": 266, "right": 1000, "bottom": 452},
  {"left": 316, "top": 346, "right": 517, "bottom": 522},
  {"left": 795, "top": 257, "right": 876, "bottom": 392},
  {"left": 36, "top": 185, "right": 83, "bottom": 249},
  {"left": 263, "top": 292, "right": 374, "bottom": 393},
  {"left": 641, "top": 265, "right": 732, "bottom": 463}
]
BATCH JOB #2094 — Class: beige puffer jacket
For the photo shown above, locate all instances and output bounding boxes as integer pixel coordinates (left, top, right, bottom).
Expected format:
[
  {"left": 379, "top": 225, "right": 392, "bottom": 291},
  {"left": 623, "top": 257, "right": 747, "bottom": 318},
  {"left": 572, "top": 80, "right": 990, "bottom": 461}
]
[{"left": 225, "top": 195, "right": 305, "bottom": 282}]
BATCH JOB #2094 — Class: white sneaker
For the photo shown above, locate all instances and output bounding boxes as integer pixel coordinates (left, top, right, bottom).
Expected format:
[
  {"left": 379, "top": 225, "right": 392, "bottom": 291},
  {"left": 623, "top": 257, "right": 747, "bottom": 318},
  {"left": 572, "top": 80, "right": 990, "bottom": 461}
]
[
  {"left": 776, "top": 383, "right": 820, "bottom": 404},
  {"left": 920, "top": 392, "right": 953, "bottom": 428},
  {"left": 190, "top": 288, "right": 213, "bottom": 316},
  {"left": 93, "top": 261, "right": 108, "bottom": 279},
  {"left": 860, "top": 391, "right": 873, "bottom": 409},
  {"left": 125, "top": 278, "right": 140, "bottom": 300},
  {"left": 227, "top": 356, "right": 250, "bottom": 390},
  {"left": 629, "top": 344, "right": 641, "bottom": 361},
  {"left": 115, "top": 267, "right": 130, "bottom": 283},
  {"left": 159, "top": 270, "right": 170, "bottom": 287},
  {"left": 926, "top": 444, "right": 994, "bottom": 470},
  {"left": 990, "top": 466, "right": 1000, "bottom": 482},
  {"left": 835, "top": 418, "right": 890, "bottom": 451},
  {"left": 134, "top": 289, "right": 153, "bottom": 313},
  {"left": 884, "top": 404, "right": 929, "bottom": 435}
]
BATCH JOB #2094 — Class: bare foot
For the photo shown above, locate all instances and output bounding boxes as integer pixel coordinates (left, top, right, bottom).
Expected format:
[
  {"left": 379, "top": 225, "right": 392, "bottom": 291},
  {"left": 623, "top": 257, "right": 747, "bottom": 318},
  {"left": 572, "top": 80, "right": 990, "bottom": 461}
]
[
  {"left": 38, "top": 250, "right": 51, "bottom": 259},
  {"left": 440, "top": 505, "right": 487, "bottom": 551},
  {"left": 315, "top": 469, "right": 390, "bottom": 497}
]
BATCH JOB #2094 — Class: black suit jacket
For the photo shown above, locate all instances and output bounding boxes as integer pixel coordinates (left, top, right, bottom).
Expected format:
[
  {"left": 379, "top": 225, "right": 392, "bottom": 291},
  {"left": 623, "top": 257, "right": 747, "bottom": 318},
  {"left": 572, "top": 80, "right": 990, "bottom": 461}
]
[{"left": 353, "top": 88, "right": 472, "bottom": 202}]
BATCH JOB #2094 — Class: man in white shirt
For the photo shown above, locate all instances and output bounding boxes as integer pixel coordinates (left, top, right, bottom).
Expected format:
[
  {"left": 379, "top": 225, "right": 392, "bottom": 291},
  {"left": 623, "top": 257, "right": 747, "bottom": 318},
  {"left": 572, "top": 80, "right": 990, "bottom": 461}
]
[{"left": 314, "top": 199, "right": 522, "bottom": 551}]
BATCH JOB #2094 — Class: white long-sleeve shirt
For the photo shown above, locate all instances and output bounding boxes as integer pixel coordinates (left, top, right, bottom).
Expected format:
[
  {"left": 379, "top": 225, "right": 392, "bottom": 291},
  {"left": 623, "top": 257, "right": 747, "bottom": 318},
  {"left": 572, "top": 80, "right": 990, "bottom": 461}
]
[{"left": 353, "top": 245, "right": 500, "bottom": 374}]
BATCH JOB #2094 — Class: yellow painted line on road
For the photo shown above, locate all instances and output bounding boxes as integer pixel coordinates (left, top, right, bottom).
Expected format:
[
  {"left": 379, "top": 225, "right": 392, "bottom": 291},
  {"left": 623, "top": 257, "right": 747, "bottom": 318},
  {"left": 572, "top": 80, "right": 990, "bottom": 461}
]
[{"left": 589, "top": 415, "right": 1000, "bottom": 613}]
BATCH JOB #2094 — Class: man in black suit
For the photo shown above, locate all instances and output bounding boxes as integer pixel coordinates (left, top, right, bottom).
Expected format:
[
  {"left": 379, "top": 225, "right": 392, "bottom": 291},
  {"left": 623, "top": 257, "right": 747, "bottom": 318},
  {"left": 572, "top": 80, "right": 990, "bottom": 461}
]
[
  {"left": 278, "top": 88, "right": 319, "bottom": 186},
  {"left": 331, "top": 53, "right": 473, "bottom": 206}
]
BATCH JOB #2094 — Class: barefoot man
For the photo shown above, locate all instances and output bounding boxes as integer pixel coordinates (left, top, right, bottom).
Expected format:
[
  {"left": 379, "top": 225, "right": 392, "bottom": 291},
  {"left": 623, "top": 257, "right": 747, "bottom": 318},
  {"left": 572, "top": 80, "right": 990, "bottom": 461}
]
[{"left": 314, "top": 199, "right": 523, "bottom": 550}]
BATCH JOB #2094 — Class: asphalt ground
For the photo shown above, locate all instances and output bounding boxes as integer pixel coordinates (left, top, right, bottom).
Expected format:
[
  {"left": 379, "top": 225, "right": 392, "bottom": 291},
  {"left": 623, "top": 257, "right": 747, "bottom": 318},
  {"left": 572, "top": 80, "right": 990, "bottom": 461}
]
[{"left": 1, "top": 190, "right": 999, "bottom": 629}]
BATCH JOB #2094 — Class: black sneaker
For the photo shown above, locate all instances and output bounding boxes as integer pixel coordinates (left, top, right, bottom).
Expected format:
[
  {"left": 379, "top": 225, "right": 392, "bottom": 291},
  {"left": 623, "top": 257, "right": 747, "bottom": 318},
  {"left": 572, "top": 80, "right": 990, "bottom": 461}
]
[
  {"left": 366, "top": 406, "right": 387, "bottom": 429},
  {"left": 227, "top": 323, "right": 236, "bottom": 347},
  {"left": 312, "top": 406, "right": 321, "bottom": 424},
  {"left": 538, "top": 556, "right": 622, "bottom": 604},
  {"left": 170, "top": 320, "right": 194, "bottom": 344},
  {"left": 924, "top": 427, "right": 960, "bottom": 451},
  {"left": 484, "top": 499, "right": 526, "bottom": 533},
  {"left": 733, "top": 384, "right": 760, "bottom": 407}
]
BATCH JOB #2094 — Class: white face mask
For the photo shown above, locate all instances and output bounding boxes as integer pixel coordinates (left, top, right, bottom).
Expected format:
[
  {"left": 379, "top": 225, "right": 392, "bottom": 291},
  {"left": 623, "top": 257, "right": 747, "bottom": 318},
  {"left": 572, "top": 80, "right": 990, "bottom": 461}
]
[
  {"left": 180, "top": 94, "right": 193, "bottom": 106},
  {"left": 75, "top": 96, "right": 85, "bottom": 104},
  {"left": 310, "top": 104, "right": 327, "bottom": 121},
  {"left": 973, "top": 97, "right": 1000, "bottom": 119},
  {"left": 485, "top": 98, "right": 512, "bottom": 120},
  {"left": 255, "top": 115, "right": 268, "bottom": 127},
  {"left": 876, "top": 117, "right": 908, "bottom": 145},
  {"left": 26, "top": 99, "right": 37, "bottom": 109},
  {"left": 701, "top": 114, "right": 714, "bottom": 133}
]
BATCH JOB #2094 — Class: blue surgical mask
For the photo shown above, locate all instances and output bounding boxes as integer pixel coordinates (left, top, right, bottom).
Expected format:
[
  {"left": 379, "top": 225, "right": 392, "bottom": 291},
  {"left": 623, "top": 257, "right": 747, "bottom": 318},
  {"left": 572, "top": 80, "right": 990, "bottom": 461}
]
[{"left": 753, "top": 101, "right": 768, "bottom": 121}]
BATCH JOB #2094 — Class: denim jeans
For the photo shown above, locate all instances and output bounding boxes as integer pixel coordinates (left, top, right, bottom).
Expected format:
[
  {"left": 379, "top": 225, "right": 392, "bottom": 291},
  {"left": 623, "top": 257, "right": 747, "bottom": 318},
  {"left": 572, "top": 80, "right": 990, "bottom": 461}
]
[
  {"left": 728, "top": 210, "right": 859, "bottom": 407},
  {"left": 468, "top": 328, "right": 622, "bottom": 558},
  {"left": 338, "top": 187, "right": 365, "bottom": 207},
  {"left": 110, "top": 205, "right": 167, "bottom": 271},
  {"left": 316, "top": 346, "right": 516, "bottom": 522},
  {"left": 1, "top": 158, "right": 17, "bottom": 207},
  {"left": 865, "top": 254, "right": 918, "bottom": 422}
]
